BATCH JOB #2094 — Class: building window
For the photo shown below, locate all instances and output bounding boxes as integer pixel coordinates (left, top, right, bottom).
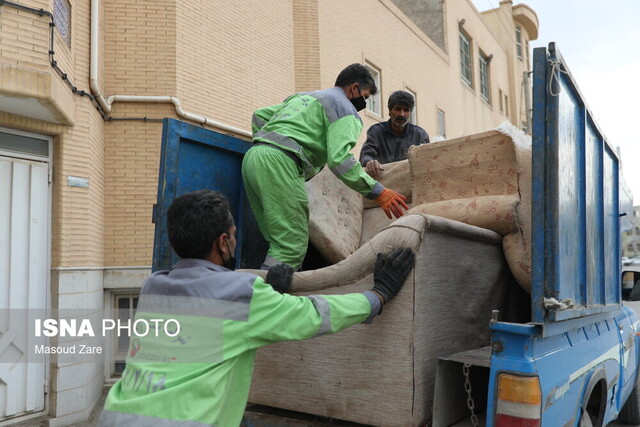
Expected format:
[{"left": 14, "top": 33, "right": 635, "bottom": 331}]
[
  {"left": 499, "top": 89, "right": 504, "bottom": 113},
  {"left": 515, "top": 26, "right": 523, "bottom": 60},
  {"left": 365, "top": 62, "right": 381, "bottom": 116},
  {"left": 479, "top": 52, "right": 491, "bottom": 103},
  {"left": 110, "top": 292, "right": 139, "bottom": 377},
  {"left": 459, "top": 30, "right": 473, "bottom": 87},
  {"left": 405, "top": 87, "right": 417, "bottom": 124},
  {"left": 437, "top": 109, "right": 446, "bottom": 138},
  {"left": 504, "top": 94, "right": 509, "bottom": 117}
]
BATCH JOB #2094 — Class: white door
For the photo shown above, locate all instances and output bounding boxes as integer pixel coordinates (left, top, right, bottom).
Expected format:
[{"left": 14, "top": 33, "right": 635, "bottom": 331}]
[{"left": 0, "top": 130, "right": 50, "bottom": 420}]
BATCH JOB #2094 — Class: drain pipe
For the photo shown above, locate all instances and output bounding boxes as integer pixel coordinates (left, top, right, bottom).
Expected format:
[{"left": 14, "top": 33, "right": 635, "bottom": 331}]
[
  {"left": 89, "top": 0, "right": 109, "bottom": 115},
  {"left": 89, "top": 0, "right": 251, "bottom": 139}
]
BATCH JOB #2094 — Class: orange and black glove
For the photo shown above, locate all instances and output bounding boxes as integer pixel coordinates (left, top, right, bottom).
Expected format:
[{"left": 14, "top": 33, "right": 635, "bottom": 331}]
[{"left": 375, "top": 188, "right": 409, "bottom": 219}]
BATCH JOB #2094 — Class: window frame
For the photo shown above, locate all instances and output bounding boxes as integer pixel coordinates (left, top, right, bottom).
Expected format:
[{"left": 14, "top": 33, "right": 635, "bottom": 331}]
[
  {"left": 504, "top": 94, "right": 509, "bottom": 117},
  {"left": 515, "top": 26, "right": 523, "bottom": 60},
  {"left": 479, "top": 51, "right": 491, "bottom": 104},
  {"left": 365, "top": 62, "right": 382, "bottom": 116},
  {"left": 436, "top": 108, "right": 446, "bottom": 139},
  {"left": 459, "top": 29, "right": 473, "bottom": 87},
  {"left": 404, "top": 86, "right": 418, "bottom": 124},
  {"left": 104, "top": 290, "right": 140, "bottom": 380}
]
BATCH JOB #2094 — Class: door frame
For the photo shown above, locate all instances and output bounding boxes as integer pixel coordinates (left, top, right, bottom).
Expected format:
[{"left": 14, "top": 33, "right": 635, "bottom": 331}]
[{"left": 0, "top": 125, "right": 52, "bottom": 422}]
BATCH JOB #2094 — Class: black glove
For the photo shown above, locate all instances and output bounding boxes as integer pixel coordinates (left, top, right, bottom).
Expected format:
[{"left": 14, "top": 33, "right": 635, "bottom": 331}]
[
  {"left": 372, "top": 248, "right": 416, "bottom": 304},
  {"left": 266, "top": 263, "right": 294, "bottom": 294}
]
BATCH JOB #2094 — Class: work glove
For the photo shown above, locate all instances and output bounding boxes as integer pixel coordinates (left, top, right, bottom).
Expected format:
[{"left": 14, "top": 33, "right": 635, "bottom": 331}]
[
  {"left": 266, "top": 263, "right": 294, "bottom": 294},
  {"left": 375, "top": 188, "right": 409, "bottom": 219},
  {"left": 372, "top": 248, "right": 416, "bottom": 304}
]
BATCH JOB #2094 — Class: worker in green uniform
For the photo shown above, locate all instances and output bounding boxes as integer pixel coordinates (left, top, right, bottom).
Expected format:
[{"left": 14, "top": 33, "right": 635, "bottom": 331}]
[
  {"left": 98, "top": 190, "right": 415, "bottom": 427},
  {"left": 243, "top": 63, "right": 409, "bottom": 271}
]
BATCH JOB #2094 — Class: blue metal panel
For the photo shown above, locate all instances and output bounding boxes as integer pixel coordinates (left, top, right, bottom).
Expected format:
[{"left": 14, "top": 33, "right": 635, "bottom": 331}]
[
  {"left": 531, "top": 43, "right": 621, "bottom": 323},
  {"left": 152, "top": 119, "right": 267, "bottom": 271}
]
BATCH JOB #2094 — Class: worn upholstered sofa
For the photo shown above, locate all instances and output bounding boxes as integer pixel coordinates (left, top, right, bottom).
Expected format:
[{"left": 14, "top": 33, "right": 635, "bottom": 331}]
[{"left": 245, "top": 123, "right": 532, "bottom": 426}]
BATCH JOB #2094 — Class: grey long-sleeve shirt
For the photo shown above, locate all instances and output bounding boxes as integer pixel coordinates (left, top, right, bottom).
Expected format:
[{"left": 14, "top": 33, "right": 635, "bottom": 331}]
[{"left": 359, "top": 120, "right": 429, "bottom": 166}]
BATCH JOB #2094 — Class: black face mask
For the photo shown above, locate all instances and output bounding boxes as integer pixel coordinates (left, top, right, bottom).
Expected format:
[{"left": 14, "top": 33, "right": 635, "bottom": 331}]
[
  {"left": 350, "top": 95, "right": 367, "bottom": 112},
  {"left": 350, "top": 85, "right": 367, "bottom": 111},
  {"left": 223, "top": 239, "right": 236, "bottom": 270}
]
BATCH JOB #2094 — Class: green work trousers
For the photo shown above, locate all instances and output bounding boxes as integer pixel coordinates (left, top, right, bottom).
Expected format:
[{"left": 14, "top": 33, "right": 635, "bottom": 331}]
[{"left": 242, "top": 144, "right": 309, "bottom": 269}]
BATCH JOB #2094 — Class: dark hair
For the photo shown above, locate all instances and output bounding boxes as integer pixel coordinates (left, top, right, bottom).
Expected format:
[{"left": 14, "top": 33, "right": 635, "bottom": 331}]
[
  {"left": 334, "top": 63, "right": 378, "bottom": 95},
  {"left": 388, "top": 90, "right": 415, "bottom": 110},
  {"left": 167, "top": 190, "right": 234, "bottom": 259}
]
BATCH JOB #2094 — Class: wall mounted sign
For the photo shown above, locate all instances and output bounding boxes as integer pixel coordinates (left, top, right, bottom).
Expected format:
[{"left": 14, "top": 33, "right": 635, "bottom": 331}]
[
  {"left": 53, "top": 0, "right": 71, "bottom": 47},
  {"left": 67, "top": 176, "right": 89, "bottom": 188}
]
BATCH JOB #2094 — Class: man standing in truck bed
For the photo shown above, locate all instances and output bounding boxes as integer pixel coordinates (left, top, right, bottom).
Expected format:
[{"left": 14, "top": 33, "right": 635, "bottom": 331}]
[
  {"left": 242, "top": 63, "right": 409, "bottom": 271},
  {"left": 359, "top": 90, "right": 430, "bottom": 179}
]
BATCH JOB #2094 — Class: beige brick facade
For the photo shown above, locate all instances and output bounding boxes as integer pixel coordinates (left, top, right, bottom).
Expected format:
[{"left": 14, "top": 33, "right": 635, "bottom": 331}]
[{"left": 0, "top": 0, "right": 538, "bottom": 423}]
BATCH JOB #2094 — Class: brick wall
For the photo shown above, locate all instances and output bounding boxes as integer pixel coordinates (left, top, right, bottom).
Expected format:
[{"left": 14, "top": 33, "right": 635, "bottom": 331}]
[
  {"left": 102, "top": 0, "right": 297, "bottom": 266},
  {"left": 1, "top": 0, "right": 537, "bottom": 269},
  {"left": 0, "top": 0, "right": 50, "bottom": 71},
  {"left": 293, "top": 0, "right": 321, "bottom": 92},
  {"left": 175, "top": 0, "right": 295, "bottom": 128},
  {"left": 103, "top": 106, "right": 170, "bottom": 266},
  {"left": 0, "top": 0, "right": 105, "bottom": 267}
]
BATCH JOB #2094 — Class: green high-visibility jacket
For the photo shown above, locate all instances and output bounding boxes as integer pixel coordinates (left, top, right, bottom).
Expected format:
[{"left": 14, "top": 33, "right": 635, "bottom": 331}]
[
  {"left": 99, "top": 259, "right": 380, "bottom": 427},
  {"left": 252, "top": 86, "right": 383, "bottom": 199}
]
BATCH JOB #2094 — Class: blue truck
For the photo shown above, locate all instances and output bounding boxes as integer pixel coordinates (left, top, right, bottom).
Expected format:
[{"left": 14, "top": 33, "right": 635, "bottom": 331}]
[
  {"left": 151, "top": 43, "right": 639, "bottom": 426},
  {"left": 483, "top": 42, "right": 638, "bottom": 427}
]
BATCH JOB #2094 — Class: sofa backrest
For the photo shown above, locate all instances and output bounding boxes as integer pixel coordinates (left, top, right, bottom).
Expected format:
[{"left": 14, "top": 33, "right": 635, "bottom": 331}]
[{"left": 407, "top": 123, "right": 533, "bottom": 291}]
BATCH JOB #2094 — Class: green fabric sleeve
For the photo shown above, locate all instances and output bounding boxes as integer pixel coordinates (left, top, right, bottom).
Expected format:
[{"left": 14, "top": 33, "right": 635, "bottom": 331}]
[
  {"left": 252, "top": 104, "right": 283, "bottom": 135},
  {"left": 326, "top": 115, "right": 382, "bottom": 198},
  {"left": 246, "top": 277, "right": 372, "bottom": 348}
]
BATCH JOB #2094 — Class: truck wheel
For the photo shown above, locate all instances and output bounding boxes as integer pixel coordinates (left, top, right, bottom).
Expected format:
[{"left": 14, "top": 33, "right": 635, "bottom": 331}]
[{"left": 619, "top": 383, "right": 640, "bottom": 424}]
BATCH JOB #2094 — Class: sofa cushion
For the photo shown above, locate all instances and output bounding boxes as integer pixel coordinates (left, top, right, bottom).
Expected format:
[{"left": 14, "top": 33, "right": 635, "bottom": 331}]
[
  {"left": 408, "top": 194, "right": 519, "bottom": 235},
  {"left": 305, "top": 168, "right": 363, "bottom": 264}
]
